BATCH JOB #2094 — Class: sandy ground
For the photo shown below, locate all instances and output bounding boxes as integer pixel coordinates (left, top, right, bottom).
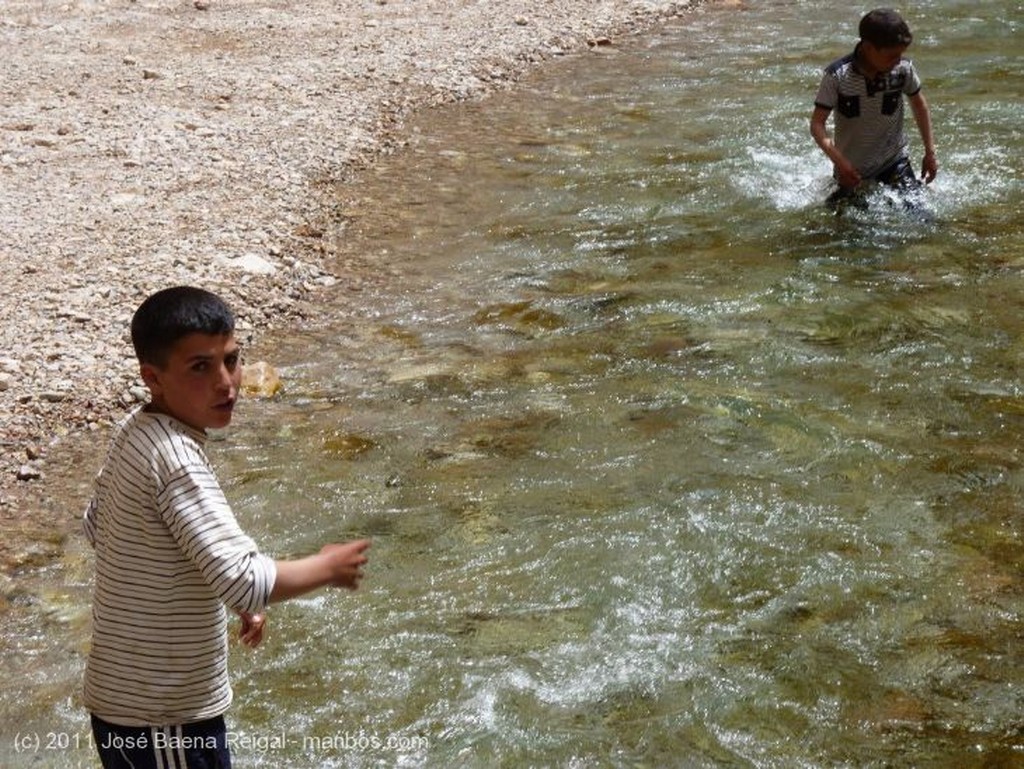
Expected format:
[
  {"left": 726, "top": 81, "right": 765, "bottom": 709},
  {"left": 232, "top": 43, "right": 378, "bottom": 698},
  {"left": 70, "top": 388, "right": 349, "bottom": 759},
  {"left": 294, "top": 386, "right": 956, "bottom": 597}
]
[{"left": 0, "top": 0, "right": 702, "bottom": 577}]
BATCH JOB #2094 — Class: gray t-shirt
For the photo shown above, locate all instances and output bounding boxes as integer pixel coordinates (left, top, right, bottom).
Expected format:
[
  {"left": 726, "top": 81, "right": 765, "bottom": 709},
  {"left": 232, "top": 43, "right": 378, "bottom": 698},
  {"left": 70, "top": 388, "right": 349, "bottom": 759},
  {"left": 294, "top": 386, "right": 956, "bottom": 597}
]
[{"left": 815, "top": 45, "right": 922, "bottom": 179}]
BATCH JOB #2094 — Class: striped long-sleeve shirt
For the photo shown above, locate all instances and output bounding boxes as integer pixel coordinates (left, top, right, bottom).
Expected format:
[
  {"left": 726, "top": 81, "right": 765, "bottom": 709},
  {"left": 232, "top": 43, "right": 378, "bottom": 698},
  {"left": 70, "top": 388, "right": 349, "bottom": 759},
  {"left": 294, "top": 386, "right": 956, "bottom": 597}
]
[{"left": 83, "top": 407, "right": 276, "bottom": 726}]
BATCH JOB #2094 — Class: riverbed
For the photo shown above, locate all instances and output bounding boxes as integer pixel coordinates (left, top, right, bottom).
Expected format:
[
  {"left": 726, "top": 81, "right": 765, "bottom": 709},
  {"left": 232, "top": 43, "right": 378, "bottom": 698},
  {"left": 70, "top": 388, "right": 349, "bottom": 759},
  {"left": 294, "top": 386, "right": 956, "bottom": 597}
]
[{"left": 3, "top": 1, "right": 1023, "bottom": 766}]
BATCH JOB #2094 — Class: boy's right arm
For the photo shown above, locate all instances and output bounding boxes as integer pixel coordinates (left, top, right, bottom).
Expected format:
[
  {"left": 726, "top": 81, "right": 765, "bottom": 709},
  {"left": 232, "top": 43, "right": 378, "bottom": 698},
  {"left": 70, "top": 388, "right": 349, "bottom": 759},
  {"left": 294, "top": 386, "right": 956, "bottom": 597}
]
[
  {"left": 270, "top": 539, "right": 371, "bottom": 602},
  {"left": 810, "top": 106, "right": 861, "bottom": 189}
]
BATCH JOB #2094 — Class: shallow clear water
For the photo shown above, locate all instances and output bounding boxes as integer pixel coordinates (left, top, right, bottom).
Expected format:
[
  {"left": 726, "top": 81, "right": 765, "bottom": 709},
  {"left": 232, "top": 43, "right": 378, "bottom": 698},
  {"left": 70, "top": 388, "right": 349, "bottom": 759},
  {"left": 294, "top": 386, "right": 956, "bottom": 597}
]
[{"left": 3, "top": 1, "right": 1023, "bottom": 767}]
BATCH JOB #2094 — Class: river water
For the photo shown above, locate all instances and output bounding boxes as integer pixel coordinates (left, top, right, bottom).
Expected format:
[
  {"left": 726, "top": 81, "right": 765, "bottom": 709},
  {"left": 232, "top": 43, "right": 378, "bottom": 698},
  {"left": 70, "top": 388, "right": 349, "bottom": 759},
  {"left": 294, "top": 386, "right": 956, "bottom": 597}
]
[{"left": 3, "top": 1, "right": 1023, "bottom": 767}]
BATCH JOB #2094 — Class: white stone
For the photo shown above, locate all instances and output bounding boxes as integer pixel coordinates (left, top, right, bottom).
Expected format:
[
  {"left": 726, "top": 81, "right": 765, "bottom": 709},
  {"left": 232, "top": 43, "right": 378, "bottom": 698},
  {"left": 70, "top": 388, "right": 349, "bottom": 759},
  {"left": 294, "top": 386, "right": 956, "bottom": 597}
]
[{"left": 219, "top": 252, "right": 278, "bottom": 275}]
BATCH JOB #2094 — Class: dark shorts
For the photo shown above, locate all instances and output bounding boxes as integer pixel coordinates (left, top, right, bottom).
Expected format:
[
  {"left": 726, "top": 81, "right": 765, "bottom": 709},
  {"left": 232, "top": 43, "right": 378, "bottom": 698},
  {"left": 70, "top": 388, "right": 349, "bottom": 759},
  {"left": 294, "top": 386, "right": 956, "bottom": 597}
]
[
  {"left": 827, "top": 155, "right": 922, "bottom": 210},
  {"left": 871, "top": 155, "right": 921, "bottom": 189},
  {"left": 91, "top": 713, "right": 232, "bottom": 769}
]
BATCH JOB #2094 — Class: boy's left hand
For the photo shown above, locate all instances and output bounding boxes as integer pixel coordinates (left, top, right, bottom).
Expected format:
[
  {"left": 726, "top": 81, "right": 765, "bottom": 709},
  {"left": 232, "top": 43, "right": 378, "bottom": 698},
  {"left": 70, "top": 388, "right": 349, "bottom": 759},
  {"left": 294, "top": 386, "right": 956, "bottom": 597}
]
[
  {"left": 237, "top": 611, "right": 266, "bottom": 648},
  {"left": 921, "top": 152, "right": 938, "bottom": 184}
]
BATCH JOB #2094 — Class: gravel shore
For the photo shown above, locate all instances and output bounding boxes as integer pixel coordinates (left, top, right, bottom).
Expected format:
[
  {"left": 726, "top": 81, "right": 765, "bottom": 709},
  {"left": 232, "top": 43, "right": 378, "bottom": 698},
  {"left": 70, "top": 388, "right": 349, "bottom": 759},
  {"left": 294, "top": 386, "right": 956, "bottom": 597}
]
[{"left": 0, "top": 0, "right": 699, "bottom": 573}]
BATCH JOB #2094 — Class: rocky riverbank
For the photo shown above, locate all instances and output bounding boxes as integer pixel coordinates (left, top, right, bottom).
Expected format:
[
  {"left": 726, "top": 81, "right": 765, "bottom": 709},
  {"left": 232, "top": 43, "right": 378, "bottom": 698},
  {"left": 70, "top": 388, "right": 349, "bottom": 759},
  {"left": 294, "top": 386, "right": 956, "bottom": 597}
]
[{"left": 0, "top": 0, "right": 701, "bottom": 574}]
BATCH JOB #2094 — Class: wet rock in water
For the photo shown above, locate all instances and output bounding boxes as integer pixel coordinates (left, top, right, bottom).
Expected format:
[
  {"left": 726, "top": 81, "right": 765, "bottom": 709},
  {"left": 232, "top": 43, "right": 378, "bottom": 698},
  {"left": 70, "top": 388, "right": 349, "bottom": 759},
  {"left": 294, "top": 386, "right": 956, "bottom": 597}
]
[
  {"left": 457, "top": 411, "right": 561, "bottom": 458},
  {"left": 377, "top": 324, "right": 422, "bottom": 347},
  {"left": 447, "top": 498, "right": 507, "bottom": 545},
  {"left": 241, "top": 361, "right": 283, "bottom": 397},
  {"left": 847, "top": 690, "right": 933, "bottom": 732},
  {"left": 322, "top": 432, "right": 377, "bottom": 460},
  {"left": 0, "top": 572, "right": 16, "bottom": 600},
  {"left": 388, "top": 362, "right": 450, "bottom": 383},
  {"left": 424, "top": 444, "right": 488, "bottom": 463},
  {"left": 450, "top": 606, "right": 585, "bottom": 654},
  {"left": 472, "top": 300, "right": 566, "bottom": 333}
]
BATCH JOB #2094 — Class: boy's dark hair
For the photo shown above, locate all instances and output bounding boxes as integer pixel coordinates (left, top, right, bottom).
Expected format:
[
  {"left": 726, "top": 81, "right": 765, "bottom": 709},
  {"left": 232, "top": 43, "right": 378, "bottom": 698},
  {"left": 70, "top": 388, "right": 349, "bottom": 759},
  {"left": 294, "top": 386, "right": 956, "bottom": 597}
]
[
  {"left": 859, "top": 8, "right": 913, "bottom": 48},
  {"left": 131, "top": 286, "right": 235, "bottom": 366}
]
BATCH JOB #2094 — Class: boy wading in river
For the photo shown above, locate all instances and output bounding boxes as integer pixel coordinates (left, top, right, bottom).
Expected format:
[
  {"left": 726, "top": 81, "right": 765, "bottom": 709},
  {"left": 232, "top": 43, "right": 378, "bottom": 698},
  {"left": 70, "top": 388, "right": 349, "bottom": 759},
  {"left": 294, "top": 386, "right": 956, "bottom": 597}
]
[
  {"left": 810, "top": 8, "right": 938, "bottom": 210},
  {"left": 84, "top": 285, "right": 371, "bottom": 769}
]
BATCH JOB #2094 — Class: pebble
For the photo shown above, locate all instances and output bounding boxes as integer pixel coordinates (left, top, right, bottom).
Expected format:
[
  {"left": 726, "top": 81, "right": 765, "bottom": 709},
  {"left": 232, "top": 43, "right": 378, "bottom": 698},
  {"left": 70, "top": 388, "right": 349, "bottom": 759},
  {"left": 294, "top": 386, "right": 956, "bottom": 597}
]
[{"left": 17, "top": 465, "right": 42, "bottom": 482}]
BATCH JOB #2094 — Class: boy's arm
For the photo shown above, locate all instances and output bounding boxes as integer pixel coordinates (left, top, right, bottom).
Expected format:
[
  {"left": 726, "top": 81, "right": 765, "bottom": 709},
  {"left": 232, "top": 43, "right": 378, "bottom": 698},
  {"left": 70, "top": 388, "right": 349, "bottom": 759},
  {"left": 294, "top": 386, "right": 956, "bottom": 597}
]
[
  {"left": 270, "top": 539, "right": 371, "bottom": 603},
  {"left": 237, "top": 610, "right": 265, "bottom": 648},
  {"left": 83, "top": 499, "right": 97, "bottom": 547},
  {"left": 162, "top": 466, "right": 277, "bottom": 615},
  {"left": 164, "top": 463, "right": 368, "bottom": 607},
  {"left": 908, "top": 91, "right": 938, "bottom": 182},
  {"left": 810, "top": 106, "right": 861, "bottom": 189}
]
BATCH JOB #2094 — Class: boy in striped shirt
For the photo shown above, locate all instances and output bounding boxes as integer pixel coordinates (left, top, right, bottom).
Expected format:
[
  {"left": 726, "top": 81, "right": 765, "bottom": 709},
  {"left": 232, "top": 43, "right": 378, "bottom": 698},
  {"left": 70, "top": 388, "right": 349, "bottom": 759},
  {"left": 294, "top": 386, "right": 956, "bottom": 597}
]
[
  {"left": 810, "top": 8, "right": 938, "bottom": 209},
  {"left": 84, "top": 286, "right": 371, "bottom": 768}
]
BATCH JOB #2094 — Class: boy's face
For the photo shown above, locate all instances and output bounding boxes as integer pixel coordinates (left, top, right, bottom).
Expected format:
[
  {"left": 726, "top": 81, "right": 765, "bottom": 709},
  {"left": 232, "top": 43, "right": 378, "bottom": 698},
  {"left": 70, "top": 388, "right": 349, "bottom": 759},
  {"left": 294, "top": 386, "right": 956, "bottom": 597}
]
[
  {"left": 141, "top": 332, "right": 242, "bottom": 432},
  {"left": 860, "top": 41, "right": 908, "bottom": 75}
]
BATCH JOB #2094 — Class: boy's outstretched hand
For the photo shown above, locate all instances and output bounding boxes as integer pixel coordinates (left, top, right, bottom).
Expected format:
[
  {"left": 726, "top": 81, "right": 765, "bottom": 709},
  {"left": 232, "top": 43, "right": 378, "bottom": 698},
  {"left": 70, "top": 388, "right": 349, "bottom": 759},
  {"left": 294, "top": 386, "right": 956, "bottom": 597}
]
[
  {"left": 320, "top": 540, "right": 371, "bottom": 590},
  {"left": 271, "top": 539, "right": 371, "bottom": 602}
]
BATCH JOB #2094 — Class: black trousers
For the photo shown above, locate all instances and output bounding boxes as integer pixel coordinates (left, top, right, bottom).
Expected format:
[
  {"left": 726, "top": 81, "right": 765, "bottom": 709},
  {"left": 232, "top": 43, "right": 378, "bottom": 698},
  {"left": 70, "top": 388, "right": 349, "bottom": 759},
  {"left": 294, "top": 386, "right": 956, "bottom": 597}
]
[{"left": 91, "top": 713, "right": 232, "bottom": 769}]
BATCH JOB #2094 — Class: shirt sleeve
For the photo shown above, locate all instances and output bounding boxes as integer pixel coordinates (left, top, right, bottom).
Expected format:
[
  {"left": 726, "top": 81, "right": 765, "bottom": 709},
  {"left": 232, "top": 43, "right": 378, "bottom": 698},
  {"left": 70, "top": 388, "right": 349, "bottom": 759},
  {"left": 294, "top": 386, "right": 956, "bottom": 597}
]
[
  {"left": 814, "top": 71, "right": 837, "bottom": 111},
  {"left": 903, "top": 61, "right": 922, "bottom": 96},
  {"left": 159, "top": 462, "right": 276, "bottom": 614}
]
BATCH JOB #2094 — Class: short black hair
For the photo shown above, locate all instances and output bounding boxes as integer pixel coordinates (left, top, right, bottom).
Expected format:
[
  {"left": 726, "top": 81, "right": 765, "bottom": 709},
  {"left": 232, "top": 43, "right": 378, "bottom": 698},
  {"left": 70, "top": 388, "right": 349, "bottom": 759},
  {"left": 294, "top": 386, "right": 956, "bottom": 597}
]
[
  {"left": 859, "top": 8, "right": 913, "bottom": 48},
  {"left": 131, "top": 286, "right": 235, "bottom": 366}
]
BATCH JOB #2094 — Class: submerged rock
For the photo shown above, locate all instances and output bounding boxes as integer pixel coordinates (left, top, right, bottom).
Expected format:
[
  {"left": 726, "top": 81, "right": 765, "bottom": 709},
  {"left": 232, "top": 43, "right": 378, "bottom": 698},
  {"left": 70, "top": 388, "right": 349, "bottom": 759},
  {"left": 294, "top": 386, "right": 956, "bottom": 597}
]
[
  {"left": 322, "top": 432, "right": 377, "bottom": 460},
  {"left": 241, "top": 361, "right": 283, "bottom": 398},
  {"left": 472, "top": 300, "right": 566, "bottom": 333}
]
